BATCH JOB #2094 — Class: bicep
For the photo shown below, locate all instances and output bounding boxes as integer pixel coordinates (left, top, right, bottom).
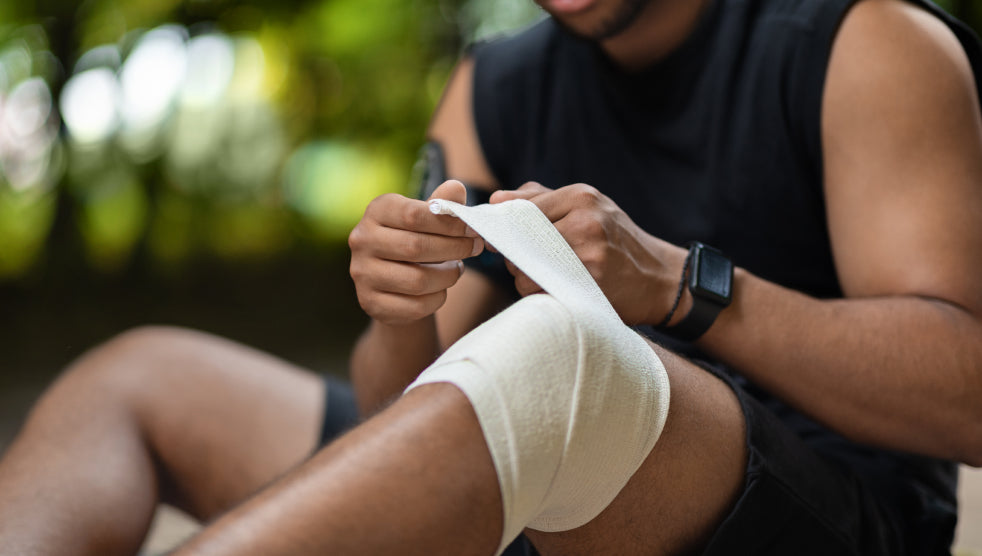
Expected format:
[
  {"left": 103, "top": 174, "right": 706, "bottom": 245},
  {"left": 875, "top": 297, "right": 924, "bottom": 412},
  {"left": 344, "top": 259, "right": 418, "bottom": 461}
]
[
  {"left": 823, "top": 0, "right": 982, "bottom": 315},
  {"left": 427, "top": 57, "right": 500, "bottom": 190}
]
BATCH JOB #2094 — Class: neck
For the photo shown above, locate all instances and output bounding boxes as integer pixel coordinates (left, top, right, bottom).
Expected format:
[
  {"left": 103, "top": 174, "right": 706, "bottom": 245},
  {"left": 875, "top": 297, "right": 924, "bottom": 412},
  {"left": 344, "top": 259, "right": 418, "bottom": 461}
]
[{"left": 600, "top": 0, "right": 711, "bottom": 71}]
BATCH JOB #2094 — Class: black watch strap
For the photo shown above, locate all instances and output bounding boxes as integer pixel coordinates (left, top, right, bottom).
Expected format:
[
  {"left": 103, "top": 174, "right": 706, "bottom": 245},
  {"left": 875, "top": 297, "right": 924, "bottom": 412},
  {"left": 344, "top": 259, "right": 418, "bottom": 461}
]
[
  {"left": 671, "top": 291, "right": 724, "bottom": 341},
  {"left": 670, "top": 242, "right": 733, "bottom": 342}
]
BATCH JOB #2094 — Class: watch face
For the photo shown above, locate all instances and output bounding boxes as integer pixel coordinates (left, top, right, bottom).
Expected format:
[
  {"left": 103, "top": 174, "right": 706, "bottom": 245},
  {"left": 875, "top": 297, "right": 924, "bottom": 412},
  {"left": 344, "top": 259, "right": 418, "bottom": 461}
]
[{"left": 693, "top": 247, "right": 733, "bottom": 305}]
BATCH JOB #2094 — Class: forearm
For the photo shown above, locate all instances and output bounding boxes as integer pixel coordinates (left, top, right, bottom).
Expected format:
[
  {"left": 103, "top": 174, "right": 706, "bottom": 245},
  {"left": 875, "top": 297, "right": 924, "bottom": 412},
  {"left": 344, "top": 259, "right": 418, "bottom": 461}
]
[
  {"left": 702, "top": 268, "right": 982, "bottom": 465},
  {"left": 350, "top": 317, "right": 440, "bottom": 415}
]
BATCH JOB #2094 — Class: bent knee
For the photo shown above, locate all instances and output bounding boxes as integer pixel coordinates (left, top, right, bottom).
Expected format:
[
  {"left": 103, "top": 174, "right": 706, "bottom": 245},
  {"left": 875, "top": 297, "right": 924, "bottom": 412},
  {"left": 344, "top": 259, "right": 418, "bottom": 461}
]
[
  {"left": 58, "top": 326, "right": 215, "bottom": 400},
  {"left": 407, "top": 294, "right": 670, "bottom": 553}
]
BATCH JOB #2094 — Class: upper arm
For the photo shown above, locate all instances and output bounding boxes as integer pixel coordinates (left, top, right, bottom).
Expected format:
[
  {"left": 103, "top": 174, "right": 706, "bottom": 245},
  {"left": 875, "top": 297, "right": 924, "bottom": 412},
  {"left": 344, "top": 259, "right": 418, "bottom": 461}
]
[
  {"left": 427, "top": 58, "right": 512, "bottom": 346},
  {"left": 427, "top": 57, "right": 500, "bottom": 191},
  {"left": 822, "top": 0, "right": 982, "bottom": 315}
]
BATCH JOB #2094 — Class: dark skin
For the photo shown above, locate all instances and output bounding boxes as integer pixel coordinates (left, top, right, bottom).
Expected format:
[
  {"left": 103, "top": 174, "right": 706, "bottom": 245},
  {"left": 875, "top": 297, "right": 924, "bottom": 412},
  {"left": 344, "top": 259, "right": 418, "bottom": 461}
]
[{"left": 0, "top": 0, "right": 980, "bottom": 554}]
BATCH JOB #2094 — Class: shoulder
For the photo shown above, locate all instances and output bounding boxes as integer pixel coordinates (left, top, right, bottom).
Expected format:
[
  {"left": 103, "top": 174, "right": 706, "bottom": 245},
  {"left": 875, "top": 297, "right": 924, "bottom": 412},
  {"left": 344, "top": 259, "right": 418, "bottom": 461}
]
[
  {"left": 823, "top": 0, "right": 981, "bottom": 152},
  {"left": 832, "top": 0, "right": 977, "bottom": 83}
]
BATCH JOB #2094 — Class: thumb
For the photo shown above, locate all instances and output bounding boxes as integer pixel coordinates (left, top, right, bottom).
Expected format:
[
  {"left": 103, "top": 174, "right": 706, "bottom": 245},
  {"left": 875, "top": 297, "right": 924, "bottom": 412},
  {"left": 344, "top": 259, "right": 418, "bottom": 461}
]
[
  {"left": 490, "top": 181, "right": 551, "bottom": 204},
  {"left": 427, "top": 179, "right": 468, "bottom": 204}
]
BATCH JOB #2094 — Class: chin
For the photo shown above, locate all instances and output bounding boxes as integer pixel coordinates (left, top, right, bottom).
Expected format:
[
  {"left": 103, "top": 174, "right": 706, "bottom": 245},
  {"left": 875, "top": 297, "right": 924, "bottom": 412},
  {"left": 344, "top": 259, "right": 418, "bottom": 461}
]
[{"left": 536, "top": 0, "right": 653, "bottom": 41}]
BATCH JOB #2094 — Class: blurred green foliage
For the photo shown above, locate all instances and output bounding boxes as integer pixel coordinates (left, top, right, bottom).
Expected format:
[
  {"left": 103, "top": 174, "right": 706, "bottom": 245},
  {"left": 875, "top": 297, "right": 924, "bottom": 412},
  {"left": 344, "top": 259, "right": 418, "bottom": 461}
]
[
  {"left": 0, "top": 0, "right": 541, "bottom": 281},
  {"left": 0, "top": 0, "right": 978, "bottom": 283}
]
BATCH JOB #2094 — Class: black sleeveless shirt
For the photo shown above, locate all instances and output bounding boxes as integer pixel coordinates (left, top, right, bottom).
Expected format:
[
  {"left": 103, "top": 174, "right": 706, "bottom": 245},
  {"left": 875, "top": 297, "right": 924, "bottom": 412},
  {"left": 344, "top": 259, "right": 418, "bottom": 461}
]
[{"left": 468, "top": 0, "right": 982, "bottom": 545}]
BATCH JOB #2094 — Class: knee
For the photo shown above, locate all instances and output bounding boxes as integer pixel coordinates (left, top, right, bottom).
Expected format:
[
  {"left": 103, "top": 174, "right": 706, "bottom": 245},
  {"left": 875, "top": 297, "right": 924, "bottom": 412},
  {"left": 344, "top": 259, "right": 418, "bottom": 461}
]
[
  {"left": 407, "top": 294, "right": 671, "bottom": 552},
  {"left": 64, "top": 325, "right": 200, "bottom": 395},
  {"left": 20, "top": 326, "right": 199, "bottom": 429}
]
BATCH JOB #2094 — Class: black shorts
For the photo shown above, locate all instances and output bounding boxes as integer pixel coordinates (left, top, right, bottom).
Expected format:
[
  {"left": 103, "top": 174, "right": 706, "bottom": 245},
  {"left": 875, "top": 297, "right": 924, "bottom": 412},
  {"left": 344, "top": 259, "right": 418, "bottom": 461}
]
[
  {"left": 317, "top": 368, "right": 956, "bottom": 556},
  {"left": 318, "top": 375, "right": 361, "bottom": 446}
]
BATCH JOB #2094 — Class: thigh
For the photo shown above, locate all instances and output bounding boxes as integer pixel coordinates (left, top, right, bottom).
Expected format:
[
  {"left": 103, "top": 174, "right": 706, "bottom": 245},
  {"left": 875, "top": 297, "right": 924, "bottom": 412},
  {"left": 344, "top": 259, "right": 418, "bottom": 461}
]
[
  {"left": 525, "top": 343, "right": 910, "bottom": 556},
  {"left": 526, "top": 343, "right": 748, "bottom": 556},
  {"left": 88, "top": 326, "right": 326, "bottom": 520},
  {"left": 698, "top": 380, "right": 909, "bottom": 556}
]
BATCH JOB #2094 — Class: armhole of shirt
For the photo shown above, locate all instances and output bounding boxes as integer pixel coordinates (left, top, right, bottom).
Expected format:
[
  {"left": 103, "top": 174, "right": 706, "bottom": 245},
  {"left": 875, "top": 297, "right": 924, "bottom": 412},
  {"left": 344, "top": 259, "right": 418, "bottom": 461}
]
[
  {"left": 471, "top": 40, "right": 515, "bottom": 191},
  {"left": 791, "top": 0, "right": 861, "bottom": 193}
]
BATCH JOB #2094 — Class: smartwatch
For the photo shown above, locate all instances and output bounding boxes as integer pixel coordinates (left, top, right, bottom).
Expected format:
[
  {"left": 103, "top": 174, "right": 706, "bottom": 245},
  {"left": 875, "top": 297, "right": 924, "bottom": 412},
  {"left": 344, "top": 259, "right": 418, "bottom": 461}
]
[{"left": 671, "top": 242, "right": 733, "bottom": 341}]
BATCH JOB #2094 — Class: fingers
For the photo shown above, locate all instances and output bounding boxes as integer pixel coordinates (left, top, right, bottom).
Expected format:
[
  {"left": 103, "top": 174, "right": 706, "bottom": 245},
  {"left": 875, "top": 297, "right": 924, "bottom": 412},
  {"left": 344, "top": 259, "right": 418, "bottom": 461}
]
[
  {"left": 490, "top": 181, "right": 551, "bottom": 203},
  {"left": 426, "top": 180, "right": 479, "bottom": 237},
  {"left": 491, "top": 183, "right": 604, "bottom": 224},
  {"left": 358, "top": 224, "right": 483, "bottom": 263},
  {"left": 353, "top": 259, "right": 464, "bottom": 297},
  {"left": 358, "top": 290, "right": 451, "bottom": 325},
  {"left": 366, "top": 193, "right": 477, "bottom": 238},
  {"left": 528, "top": 183, "right": 607, "bottom": 222},
  {"left": 351, "top": 259, "right": 464, "bottom": 324},
  {"left": 427, "top": 179, "right": 469, "bottom": 204}
]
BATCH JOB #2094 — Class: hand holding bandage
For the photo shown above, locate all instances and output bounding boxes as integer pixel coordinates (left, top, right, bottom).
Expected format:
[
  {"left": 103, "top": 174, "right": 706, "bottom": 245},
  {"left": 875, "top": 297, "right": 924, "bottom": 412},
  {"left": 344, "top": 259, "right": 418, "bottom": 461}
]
[
  {"left": 348, "top": 181, "right": 484, "bottom": 325},
  {"left": 409, "top": 198, "right": 670, "bottom": 555},
  {"left": 491, "top": 182, "right": 690, "bottom": 327}
]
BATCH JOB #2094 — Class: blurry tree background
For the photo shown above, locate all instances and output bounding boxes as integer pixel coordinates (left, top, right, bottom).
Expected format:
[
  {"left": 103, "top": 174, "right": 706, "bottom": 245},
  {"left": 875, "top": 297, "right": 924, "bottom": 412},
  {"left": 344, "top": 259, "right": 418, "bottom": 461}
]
[
  {"left": 0, "top": 0, "right": 979, "bottom": 441},
  {"left": 0, "top": 0, "right": 543, "bottom": 443}
]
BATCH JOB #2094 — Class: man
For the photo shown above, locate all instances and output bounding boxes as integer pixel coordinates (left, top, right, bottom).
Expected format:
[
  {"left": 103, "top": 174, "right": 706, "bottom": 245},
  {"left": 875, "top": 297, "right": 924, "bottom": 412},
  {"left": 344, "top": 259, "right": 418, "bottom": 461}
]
[{"left": 1, "top": 0, "right": 981, "bottom": 554}]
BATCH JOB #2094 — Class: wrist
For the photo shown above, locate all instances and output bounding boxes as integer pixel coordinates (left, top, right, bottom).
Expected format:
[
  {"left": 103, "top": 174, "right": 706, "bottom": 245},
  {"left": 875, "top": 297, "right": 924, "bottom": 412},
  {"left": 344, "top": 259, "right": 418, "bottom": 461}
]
[
  {"left": 355, "top": 316, "right": 441, "bottom": 414},
  {"left": 651, "top": 245, "right": 693, "bottom": 327},
  {"left": 373, "top": 314, "right": 439, "bottom": 347},
  {"left": 657, "top": 242, "right": 734, "bottom": 341}
]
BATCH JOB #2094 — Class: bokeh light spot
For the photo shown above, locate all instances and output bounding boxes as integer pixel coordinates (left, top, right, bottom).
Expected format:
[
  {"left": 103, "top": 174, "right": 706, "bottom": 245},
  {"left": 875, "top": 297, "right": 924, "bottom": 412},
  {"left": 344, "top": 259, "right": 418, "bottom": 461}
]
[
  {"left": 181, "top": 34, "right": 235, "bottom": 108},
  {"left": 60, "top": 67, "right": 120, "bottom": 145},
  {"left": 119, "top": 25, "right": 187, "bottom": 135},
  {"left": 283, "top": 141, "right": 402, "bottom": 241}
]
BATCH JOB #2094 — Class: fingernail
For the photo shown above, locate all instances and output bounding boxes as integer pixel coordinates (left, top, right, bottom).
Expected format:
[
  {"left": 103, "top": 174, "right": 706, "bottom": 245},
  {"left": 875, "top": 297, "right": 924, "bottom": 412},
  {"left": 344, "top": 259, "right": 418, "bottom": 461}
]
[
  {"left": 464, "top": 226, "right": 478, "bottom": 238},
  {"left": 471, "top": 238, "right": 483, "bottom": 256},
  {"left": 457, "top": 260, "right": 465, "bottom": 276}
]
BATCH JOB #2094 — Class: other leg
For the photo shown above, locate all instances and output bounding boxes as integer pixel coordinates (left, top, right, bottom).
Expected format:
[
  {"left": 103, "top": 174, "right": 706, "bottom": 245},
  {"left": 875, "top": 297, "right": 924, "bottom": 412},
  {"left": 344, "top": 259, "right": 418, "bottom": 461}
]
[{"left": 0, "top": 326, "right": 326, "bottom": 556}]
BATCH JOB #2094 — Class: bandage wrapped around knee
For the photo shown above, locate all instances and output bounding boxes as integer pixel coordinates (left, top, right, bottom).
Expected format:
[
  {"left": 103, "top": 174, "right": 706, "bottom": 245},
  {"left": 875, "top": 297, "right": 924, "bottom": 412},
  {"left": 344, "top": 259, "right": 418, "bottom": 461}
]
[{"left": 406, "top": 200, "right": 670, "bottom": 554}]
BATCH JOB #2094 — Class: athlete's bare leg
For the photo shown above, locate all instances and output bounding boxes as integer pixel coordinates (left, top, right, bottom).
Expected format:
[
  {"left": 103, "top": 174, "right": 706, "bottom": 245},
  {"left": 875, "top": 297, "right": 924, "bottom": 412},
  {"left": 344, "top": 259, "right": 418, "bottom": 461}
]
[
  {"left": 172, "top": 341, "right": 745, "bottom": 556},
  {"left": 0, "top": 326, "right": 325, "bottom": 556}
]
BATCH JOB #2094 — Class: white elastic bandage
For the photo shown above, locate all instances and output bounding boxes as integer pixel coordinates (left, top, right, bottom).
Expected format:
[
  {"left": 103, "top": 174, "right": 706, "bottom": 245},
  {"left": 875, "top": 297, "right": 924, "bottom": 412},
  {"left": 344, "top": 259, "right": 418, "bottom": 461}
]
[{"left": 407, "top": 199, "right": 670, "bottom": 554}]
